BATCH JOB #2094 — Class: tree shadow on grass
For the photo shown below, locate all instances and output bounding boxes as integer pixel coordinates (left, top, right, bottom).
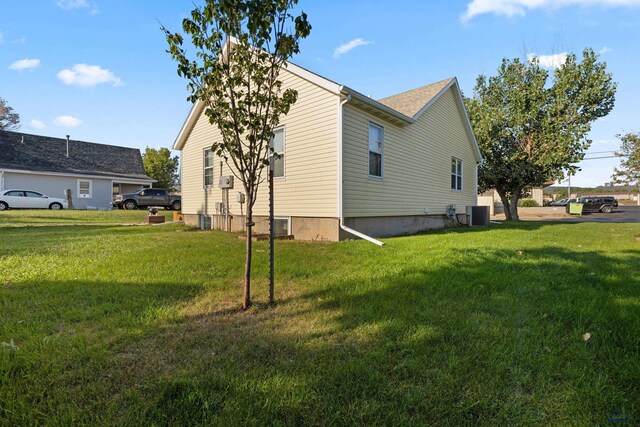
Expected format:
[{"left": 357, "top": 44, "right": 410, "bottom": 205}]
[{"left": 80, "top": 245, "right": 640, "bottom": 426}]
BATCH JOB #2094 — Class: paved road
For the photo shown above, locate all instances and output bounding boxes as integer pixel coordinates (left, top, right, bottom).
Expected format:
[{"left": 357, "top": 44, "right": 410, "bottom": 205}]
[{"left": 547, "top": 205, "right": 640, "bottom": 223}]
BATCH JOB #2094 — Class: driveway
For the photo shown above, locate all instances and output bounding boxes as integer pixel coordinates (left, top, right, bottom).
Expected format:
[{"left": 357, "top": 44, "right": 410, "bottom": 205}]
[
  {"left": 538, "top": 205, "right": 640, "bottom": 223},
  {"left": 492, "top": 206, "right": 640, "bottom": 223}
]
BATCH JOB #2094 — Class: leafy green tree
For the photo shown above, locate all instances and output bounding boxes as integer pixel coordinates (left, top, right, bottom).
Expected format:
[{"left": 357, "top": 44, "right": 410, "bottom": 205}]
[
  {"left": 0, "top": 97, "right": 20, "bottom": 130},
  {"left": 465, "top": 49, "right": 616, "bottom": 220},
  {"left": 142, "top": 147, "right": 179, "bottom": 191},
  {"left": 610, "top": 132, "right": 640, "bottom": 205},
  {"left": 163, "top": 0, "right": 311, "bottom": 309}
]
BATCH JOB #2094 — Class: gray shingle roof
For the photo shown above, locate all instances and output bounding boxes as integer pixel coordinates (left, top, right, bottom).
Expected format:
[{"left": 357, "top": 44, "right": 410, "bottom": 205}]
[
  {"left": 0, "top": 130, "right": 153, "bottom": 180},
  {"left": 377, "top": 78, "right": 455, "bottom": 118}
]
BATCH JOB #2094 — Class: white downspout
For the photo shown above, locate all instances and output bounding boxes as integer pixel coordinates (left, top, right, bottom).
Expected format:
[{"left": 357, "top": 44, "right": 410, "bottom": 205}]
[
  {"left": 338, "top": 94, "right": 384, "bottom": 246},
  {"left": 0, "top": 171, "right": 4, "bottom": 191}
]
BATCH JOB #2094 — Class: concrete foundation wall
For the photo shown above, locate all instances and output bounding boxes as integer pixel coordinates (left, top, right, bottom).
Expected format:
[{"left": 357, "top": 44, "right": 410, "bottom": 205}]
[
  {"left": 183, "top": 214, "right": 340, "bottom": 242},
  {"left": 343, "top": 215, "right": 460, "bottom": 239},
  {"left": 185, "top": 213, "right": 465, "bottom": 242}
]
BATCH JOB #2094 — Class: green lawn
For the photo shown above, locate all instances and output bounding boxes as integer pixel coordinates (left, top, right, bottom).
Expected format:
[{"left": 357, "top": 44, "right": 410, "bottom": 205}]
[{"left": 1, "top": 211, "right": 639, "bottom": 425}]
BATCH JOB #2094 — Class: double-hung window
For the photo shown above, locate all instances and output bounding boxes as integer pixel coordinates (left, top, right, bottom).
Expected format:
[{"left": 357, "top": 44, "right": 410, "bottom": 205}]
[
  {"left": 204, "top": 148, "right": 214, "bottom": 187},
  {"left": 368, "top": 123, "right": 384, "bottom": 178},
  {"left": 77, "top": 179, "right": 92, "bottom": 198},
  {"left": 451, "top": 157, "right": 463, "bottom": 191},
  {"left": 270, "top": 128, "right": 285, "bottom": 178}
]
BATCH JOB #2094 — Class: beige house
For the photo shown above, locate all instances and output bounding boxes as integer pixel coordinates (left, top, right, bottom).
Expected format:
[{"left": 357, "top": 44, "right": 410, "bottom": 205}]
[{"left": 173, "top": 62, "right": 482, "bottom": 243}]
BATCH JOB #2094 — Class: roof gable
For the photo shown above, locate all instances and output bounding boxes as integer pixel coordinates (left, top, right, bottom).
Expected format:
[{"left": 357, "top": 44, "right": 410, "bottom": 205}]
[
  {"left": 377, "top": 78, "right": 455, "bottom": 118},
  {"left": 0, "top": 130, "right": 153, "bottom": 180}
]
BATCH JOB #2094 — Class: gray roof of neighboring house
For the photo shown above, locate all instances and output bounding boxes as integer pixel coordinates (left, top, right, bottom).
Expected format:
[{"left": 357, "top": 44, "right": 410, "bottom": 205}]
[
  {"left": 0, "top": 130, "right": 153, "bottom": 180},
  {"left": 377, "top": 78, "right": 455, "bottom": 118}
]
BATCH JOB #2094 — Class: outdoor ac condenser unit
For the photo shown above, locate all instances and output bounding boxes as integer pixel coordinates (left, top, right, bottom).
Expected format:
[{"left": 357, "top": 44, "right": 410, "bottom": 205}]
[{"left": 219, "top": 175, "right": 234, "bottom": 189}]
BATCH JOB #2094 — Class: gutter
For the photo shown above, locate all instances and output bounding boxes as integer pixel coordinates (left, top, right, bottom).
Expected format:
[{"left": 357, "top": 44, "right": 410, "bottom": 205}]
[{"left": 337, "top": 93, "right": 384, "bottom": 246}]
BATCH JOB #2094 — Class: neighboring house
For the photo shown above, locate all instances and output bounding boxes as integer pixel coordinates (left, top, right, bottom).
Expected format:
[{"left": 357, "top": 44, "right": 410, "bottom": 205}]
[
  {"left": 174, "top": 61, "right": 482, "bottom": 242},
  {"left": 0, "top": 130, "right": 154, "bottom": 209}
]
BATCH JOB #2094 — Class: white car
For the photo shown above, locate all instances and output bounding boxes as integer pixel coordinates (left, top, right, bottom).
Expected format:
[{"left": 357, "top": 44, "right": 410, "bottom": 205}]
[{"left": 0, "top": 189, "right": 69, "bottom": 211}]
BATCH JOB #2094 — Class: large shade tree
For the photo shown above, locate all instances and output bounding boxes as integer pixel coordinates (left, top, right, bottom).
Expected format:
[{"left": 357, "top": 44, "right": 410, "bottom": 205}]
[
  {"left": 0, "top": 97, "right": 20, "bottom": 130},
  {"left": 610, "top": 132, "right": 640, "bottom": 205},
  {"left": 465, "top": 49, "right": 616, "bottom": 220},
  {"left": 163, "top": 0, "right": 311, "bottom": 309},
  {"left": 142, "top": 147, "right": 179, "bottom": 191}
]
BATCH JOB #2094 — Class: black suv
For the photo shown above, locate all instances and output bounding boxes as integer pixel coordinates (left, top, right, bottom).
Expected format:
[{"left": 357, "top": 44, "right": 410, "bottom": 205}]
[{"left": 576, "top": 196, "right": 618, "bottom": 213}]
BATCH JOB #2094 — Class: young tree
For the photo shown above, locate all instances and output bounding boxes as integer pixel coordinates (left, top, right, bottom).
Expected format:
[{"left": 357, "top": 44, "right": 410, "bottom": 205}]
[
  {"left": 142, "top": 147, "right": 179, "bottom": 191},
  {"left": 163, "top": 0, "right": 311, "bottom": 309},
  {"left": 0, "top": 97, "right": 20, "bottom": 130},
  {"left": 465, "top": 49, "right": 616, "bottom": 220},
  {"left": 611, "top": 132, "right": 640, "bottom": 205}
]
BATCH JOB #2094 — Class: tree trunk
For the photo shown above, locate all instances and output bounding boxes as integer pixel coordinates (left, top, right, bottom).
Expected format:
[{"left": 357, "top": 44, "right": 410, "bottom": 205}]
[
  {"left": 244, "top": 206, "right": 253, "bottom": 310},
  {"left": 498, "top": 192, "right": 513, "bottom": 221},
  {"left": 509, "top": 196, "right": 520, "bottom": 221}
]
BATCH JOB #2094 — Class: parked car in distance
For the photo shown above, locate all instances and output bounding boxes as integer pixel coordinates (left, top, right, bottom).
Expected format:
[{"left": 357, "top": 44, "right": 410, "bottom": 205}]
[
  {"left": 575, "top": 196, "right": 618, "bottom": 213},
  {"left": 113, "top": 188, "right": 181, "bottom": 211},
  {"left": 0, "top": 189, "right": 68, "bottom": 211},
  {"left": 549, "top": 198, "right": 577, "bottom": 206}
]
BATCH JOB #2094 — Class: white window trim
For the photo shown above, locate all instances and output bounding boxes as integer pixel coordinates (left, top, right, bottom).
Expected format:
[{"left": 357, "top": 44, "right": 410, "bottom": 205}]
[
  {"left": 203, "top": 148, "right": 214, "bottom": 188},
  {"left": 451, "top": 157, "right": 463, "bottom": 192},
  {"left": 77, "top": 179, "right": 93, "bottom": 199},
  {"left": 368, "top": 121, "right": 384, "bottom": 180},
  {"left": 271, "top": 127, "right": 286, "bottom": 180},
  {"left": 274, "top": 216, "right": 291, "bottom": 235}
]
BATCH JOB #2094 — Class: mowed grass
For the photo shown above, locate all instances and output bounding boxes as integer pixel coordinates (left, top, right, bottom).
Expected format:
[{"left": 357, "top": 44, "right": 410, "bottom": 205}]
[{"left": 1, "top": 211, "right": 639, "bottom": 425}]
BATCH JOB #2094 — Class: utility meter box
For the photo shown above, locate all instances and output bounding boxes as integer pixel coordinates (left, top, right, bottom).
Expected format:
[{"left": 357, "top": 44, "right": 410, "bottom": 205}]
[
  {"left": 219, "top": 175, "right": 234, "bottom": 189},
  {"left": 214, "top": 202, "right": 224, "bottom": 213},
  {"left": 236, "top": 192, "right": 245, "bottom": 204}
]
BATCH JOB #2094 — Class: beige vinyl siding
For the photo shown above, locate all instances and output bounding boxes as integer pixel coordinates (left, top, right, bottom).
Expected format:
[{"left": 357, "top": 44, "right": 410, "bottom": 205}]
[
  {"left": 343, "top": 87, "right": 478, "bottom": 217},
  {"left": 180, "top": 68, "right": 339, "bottom": 218}
]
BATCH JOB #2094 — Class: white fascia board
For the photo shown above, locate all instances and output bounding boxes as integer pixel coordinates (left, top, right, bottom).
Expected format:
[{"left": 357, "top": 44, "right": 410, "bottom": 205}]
[
  {"left": 173, "top": 100, "right": 205, "bottom": 151},
  {"left": 451, "top": 80, "right": 483, "bottom": 163},
  {"left": 0, "top": 168, "right": 156, "bottom": 183},
  {"left": 283, "top": 62, "right": 342, "bottom": 95},
  {"left": 341, "top": 86, "right": 414, "bottom": 125}
]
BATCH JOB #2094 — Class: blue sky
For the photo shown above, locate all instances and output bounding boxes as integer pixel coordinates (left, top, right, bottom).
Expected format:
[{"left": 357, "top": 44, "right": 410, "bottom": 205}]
[{"left": 2, "top": 0, "right": 639, "bottom": 187}]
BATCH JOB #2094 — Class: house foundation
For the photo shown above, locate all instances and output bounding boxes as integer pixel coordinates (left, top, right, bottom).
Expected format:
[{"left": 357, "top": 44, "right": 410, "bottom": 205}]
[{"left": 183, "top": 213, "right": 467, "bottom": 242}]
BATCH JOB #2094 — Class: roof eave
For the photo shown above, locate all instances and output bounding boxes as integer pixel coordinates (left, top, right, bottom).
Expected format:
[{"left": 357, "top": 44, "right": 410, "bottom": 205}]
[{"left": 341, "top": 86, "right": 414, "bottom": 125}]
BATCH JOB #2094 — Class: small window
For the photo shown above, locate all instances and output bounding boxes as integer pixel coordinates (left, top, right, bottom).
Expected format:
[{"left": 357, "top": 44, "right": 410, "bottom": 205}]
[
  {"left": 25, "top": 191, "right": 43, "bottom": 198},
  {"left": 7, "top": 191, "right": 25, "bottom": 197},
  {"left": 273, "top": 217, "right": 290, "bottom": 236},
  {"left": 78, "top": 180, "right": 92, "bottom": 198},
  {"left": 270, "top": 128, "right": 285, "bottom": 178},
  {"left": 204, "top": 148, "right": 214, "bottom": 187},
  {"left": 368, "top": 123, "right": 383, "bottom": 178},
  {"left": 451, "top": 158, "right": 462, "bottom": 191}
]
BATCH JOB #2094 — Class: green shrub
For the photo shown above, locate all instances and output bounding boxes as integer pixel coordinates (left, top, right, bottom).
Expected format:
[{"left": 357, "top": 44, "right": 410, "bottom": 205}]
[{"left": 518, "top": 199, "right": 539, "bottom": 207}]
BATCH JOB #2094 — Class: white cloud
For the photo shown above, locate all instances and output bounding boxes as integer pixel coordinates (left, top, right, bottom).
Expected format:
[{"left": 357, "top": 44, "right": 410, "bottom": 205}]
[
  {"left": 12, "top": 36, "right": 27, "bottom": 44},
  {"left": 462, "top": 0, "right": 640, "bottom": 22},
  {"left": 0, "top": 33, "right": 4, "bottom": 44},
  {"left": 527, "top": 52, "right": 568, "bottom": 69},
  {"left": 333, "top": 38, "right": 371, "bottom": 59},
  {"left": 30, "top": 119, "right": 46, "bottom": 129},
  {"left": 9, "top": 58, "right": 41, "bottom": 71},
  {"left": 599, "top": 46, "right": 612, "bottom": 54},
  {"left": 57, "top": 64, "right": 122, "bottom": 88},
  {"left": 53, "top": 115, "right": 82, "bottom": 128},
  {"left": 57, "top": 0, "right": 89, "bottom": 9}
]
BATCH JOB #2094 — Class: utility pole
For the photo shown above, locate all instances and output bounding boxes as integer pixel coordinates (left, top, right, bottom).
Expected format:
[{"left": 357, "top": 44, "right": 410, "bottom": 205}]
[{"left": 269, "top": 167, "right": 274, "bottom": 304}]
